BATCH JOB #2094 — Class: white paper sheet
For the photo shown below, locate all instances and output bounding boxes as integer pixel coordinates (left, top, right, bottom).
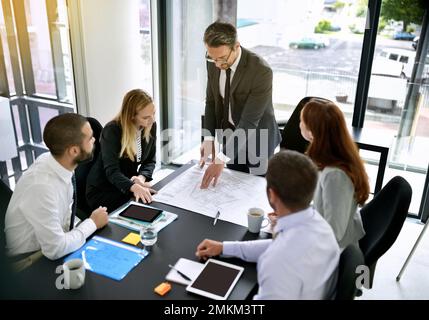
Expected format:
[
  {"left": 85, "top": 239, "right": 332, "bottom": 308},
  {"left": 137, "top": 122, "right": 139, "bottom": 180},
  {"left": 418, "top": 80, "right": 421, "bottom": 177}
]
[
  {"left": 153, "top": 164, "right": 273, "bottom": 232},
  {"left": 165, "top": 258, "right": 204, "bottom": 286}
]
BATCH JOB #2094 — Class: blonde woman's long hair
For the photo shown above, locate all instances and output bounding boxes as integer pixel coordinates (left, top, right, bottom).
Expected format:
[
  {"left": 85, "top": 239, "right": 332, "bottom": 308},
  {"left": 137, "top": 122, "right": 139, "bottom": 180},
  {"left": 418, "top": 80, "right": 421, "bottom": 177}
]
[{"left": 114, "top": 89, "right": 153, "bottom": 161}]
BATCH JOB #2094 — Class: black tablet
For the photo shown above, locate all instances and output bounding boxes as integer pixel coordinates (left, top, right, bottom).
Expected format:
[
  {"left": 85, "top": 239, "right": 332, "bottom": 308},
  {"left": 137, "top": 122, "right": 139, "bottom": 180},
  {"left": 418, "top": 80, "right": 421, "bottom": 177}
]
[
  {"left": 119, "top": 204, "right": 163, "bottom": 223},
  {"left": 186, "top": 259, "right": 244, "bottom": 300}
]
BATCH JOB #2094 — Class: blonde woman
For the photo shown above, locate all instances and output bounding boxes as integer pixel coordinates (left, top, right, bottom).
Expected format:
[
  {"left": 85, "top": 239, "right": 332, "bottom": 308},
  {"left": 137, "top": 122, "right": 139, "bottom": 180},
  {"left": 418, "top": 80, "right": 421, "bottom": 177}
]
[{"left": 87, "top": 89, "right": 157, "bottom": 212}]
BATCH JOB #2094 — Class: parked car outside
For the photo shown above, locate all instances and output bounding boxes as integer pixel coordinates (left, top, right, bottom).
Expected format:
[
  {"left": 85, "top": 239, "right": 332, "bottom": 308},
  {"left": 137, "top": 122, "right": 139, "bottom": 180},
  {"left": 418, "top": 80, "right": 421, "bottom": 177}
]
[
  {"left": 372, "top": 48, "right": 429, "bottom": 81},
  {"left": 289, "top": 37, "right": 327, "bottom": 49},
  {"left": 372, "top": 48, "right": 415, "bottom": 78},
  {"left": 393, "top": 31, "right": 416, "bottom": 41},
  {"left": 329, "top": 24, "right": 341, "bottom": 32}
]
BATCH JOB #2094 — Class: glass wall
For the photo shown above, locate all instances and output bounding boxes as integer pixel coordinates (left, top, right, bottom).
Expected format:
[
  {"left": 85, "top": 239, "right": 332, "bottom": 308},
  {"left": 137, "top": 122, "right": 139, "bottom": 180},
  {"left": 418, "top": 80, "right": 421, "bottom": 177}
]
[
  {"left": 57, "top": 0, "right": 74, "bottom": 102},
  {"left": 24, "top": 0, "right": 56, "bottom": 96},
  {"left": 139, "top": 0, "right": 153, "bottom": 96},
  {"left": 165, "top": 0, "right": 214, "bottom": 162},
  {"left": 364, "top": 0, "right": 427, "bottom": 215},
  {"left": 0, "top": 3, "right": 16, "bottom": 94},
  {"left": 163, "top": 0, "right": 429, "bottom": 217},
  {"left": 237, "top": 0, "right": 367, "bottom": 125},
  {"left": 1, "top": 0, "right": 76, "bottom": 185},
  {"left": 164, "top": 0, "right": 368, "bottom": 162}
]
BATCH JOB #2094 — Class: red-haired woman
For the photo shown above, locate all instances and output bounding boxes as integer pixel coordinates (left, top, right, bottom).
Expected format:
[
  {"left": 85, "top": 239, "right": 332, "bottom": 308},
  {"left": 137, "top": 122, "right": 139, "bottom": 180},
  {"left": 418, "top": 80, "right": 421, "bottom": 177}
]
[{"left": 299, "top": 99, "right": 370, "bottom": 249}]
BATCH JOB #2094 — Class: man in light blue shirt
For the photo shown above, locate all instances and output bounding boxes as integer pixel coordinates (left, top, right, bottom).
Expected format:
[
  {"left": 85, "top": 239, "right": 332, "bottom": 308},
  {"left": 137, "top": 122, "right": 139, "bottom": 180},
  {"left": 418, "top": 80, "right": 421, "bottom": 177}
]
[{"left": 196, "top": 150, "right": 340, "bottom": 299}]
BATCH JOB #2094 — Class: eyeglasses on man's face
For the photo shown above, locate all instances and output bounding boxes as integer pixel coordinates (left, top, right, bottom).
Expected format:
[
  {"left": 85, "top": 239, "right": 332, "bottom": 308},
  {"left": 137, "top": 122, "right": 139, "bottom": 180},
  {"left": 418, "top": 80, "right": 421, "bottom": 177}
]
[{"left": 205, "top": 47, "right": 233, "bottom": 65}]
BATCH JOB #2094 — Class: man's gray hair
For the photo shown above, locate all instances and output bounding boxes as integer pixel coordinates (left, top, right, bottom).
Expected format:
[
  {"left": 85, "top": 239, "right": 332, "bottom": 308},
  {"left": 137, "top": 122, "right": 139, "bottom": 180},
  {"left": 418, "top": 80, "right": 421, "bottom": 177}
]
[{"left": 204, "top": 21, "right": 237, "bottom": 48}]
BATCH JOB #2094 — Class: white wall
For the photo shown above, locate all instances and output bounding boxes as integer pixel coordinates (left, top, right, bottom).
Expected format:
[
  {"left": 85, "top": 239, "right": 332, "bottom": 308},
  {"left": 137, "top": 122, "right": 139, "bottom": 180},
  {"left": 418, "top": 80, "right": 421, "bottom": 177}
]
[{"left": 68, "top": 0, "right": 145, "bottom": 125}]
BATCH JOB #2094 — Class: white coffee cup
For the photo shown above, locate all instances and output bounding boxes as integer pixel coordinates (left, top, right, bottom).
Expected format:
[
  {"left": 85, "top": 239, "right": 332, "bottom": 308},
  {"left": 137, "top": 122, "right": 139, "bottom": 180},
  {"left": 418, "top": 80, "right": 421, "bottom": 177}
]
[
  {"left": 247, "top": 207, "right": 269, "bottom": 233},
  {"left": 63, "top": 258, "right": 85, "bottom": 289}
]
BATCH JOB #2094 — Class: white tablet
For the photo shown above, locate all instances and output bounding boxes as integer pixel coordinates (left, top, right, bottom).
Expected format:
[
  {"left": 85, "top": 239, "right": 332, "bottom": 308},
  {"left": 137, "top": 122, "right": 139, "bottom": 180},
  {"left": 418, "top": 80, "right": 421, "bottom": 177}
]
[{"left": 186, "top": 259, "right": 244, "bottom": 300}]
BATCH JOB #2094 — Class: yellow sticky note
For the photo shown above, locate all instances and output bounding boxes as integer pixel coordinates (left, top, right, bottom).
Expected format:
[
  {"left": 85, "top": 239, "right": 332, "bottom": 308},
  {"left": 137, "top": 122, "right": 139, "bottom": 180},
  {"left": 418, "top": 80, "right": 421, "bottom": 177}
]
[{"left": 121, "top": 233, "right": 141, "bottom": 246}]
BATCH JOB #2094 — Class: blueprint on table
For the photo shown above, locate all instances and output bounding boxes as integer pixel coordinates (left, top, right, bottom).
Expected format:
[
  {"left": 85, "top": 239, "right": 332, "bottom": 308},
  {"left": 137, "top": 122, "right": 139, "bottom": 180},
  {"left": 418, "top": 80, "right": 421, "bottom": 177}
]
[{"left": 153, "top": 164, "right": 272, "bottom": 232}]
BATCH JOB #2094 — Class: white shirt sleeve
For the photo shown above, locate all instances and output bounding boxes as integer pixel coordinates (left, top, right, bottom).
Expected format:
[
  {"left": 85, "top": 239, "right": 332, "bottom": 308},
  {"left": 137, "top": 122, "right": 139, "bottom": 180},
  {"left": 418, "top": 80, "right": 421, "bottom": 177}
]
[
  {"left": 222, "top": 239, "right": 271, "bottom": 263},
  {"left": 215, "top": 151, "right": 231, "bottom": 164},
  {"left": 203, "top": 136, "right": 231, "bottom": 163},
  {"left": 21, "top": 184, "right": 96, "bottom": 260}
]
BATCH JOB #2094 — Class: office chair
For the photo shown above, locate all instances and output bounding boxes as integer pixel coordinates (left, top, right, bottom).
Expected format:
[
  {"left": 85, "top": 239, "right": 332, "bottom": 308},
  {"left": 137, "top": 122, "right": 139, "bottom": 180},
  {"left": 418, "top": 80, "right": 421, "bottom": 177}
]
[
  {"left": 0, "top": 179, "right": 25, "bottom": 298},
  {"left": 358, "top": 176, "right": 412, "bottom": 289},
  {"left": 0, "top": 180, "right": 31, "bottom": 298},
  {"left": 278, "top": 96, "right": 388, "bottom": 195},
  {"left": 335, "top": 244, "right": 365, "bottom": 300},
  {"left": 279, "top": 96, "right": 330, "bottom": 153},
  {"left": 0, "top": 179, "right": 13, "bottom": 250},
  {"left": 75, "top": 117, "right": 103, "bottom": 220}
]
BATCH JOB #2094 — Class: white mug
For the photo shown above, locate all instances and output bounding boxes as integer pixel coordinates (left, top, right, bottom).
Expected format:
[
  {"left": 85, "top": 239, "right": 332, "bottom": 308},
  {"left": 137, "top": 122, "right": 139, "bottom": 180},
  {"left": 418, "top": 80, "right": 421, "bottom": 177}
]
[
  {"left": 63, "top": 258, "right": 85, "bottom": 289},
  {"left": 247, "top": 207, "right": 269, "bottom": 233}
]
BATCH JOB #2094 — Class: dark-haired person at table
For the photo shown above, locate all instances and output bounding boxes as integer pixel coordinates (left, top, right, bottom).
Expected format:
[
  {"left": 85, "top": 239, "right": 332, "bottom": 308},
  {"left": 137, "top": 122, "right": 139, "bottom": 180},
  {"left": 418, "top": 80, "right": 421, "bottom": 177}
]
[
  {"left": 196, "top": 150, "right": 340, "bottom": 300},
  {"left": 5, "top": 114, "right": 108, "bottom": 262},
  {"left": 86, "top": 89, "right": 157, "bottom": 212},
  {"left": 300, "top": 99, "right": 370, "bottom": 249}
]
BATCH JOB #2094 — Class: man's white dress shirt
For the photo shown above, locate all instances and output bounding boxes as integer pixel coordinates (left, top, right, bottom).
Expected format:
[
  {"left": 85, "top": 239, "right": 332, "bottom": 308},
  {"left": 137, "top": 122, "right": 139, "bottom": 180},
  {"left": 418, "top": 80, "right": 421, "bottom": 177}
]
[
  {"left": 5, "top": 152, "right": 96, "bottom": 260},
  {"left": 223, "top": 207, "right": 340, "bottom": 299}
]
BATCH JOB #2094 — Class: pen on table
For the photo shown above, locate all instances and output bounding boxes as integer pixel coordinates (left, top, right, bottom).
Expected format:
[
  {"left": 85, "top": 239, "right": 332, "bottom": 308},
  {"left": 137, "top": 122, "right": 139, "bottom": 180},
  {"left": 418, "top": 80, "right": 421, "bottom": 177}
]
[
  {"left": 213, "top": 210, "right": 220, "bottom": 226},
  {"left": 168, "top": 264, "right": 192, "bottom": 281}
]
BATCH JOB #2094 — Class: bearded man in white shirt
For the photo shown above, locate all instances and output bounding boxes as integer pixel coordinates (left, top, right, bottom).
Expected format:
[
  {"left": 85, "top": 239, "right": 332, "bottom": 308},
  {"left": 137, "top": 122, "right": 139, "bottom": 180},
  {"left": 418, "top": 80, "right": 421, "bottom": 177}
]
[
  {"left": 196, "top": 150, "right": 341, "bottom": 300},
  {"left": 5, "top": 113, "right": 109, "bottom": 261}
]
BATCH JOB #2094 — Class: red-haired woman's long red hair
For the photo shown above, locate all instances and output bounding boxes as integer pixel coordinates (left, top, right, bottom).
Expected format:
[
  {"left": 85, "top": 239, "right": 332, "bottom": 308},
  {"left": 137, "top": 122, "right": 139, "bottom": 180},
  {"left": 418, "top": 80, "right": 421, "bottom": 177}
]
[{"left": 301, "top": 99, "right": 370, "bottom": 205}]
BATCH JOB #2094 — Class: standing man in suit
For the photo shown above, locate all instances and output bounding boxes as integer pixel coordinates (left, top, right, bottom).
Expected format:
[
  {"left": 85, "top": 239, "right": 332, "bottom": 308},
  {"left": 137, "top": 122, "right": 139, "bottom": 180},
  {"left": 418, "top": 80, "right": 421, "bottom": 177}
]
[{"left": 200, "top": 21, "right": 281, "bottom": 189}]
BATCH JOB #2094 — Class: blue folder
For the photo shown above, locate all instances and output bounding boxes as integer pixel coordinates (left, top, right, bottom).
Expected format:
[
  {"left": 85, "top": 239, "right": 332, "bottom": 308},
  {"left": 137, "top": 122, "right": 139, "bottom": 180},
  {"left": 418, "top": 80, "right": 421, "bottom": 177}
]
[{"left": 64, "top": 236, "right": 148, "bottom": 281}]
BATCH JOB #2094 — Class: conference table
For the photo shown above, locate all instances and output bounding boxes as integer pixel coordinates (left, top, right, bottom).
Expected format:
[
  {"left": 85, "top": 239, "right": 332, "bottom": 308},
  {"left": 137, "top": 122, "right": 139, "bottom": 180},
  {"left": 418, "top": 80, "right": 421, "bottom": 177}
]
[{"left": 16, "top": 163, "right": 266, "bottom": 300}]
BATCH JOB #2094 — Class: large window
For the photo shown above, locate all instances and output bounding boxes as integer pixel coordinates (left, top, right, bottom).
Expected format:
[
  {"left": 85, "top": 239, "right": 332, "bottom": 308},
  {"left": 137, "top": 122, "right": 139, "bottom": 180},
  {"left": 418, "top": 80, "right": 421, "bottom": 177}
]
[
  {"left": 0, "top": 4, "right": 16, "bottom": 94},
  {"left": 25, "top": 0, "right": 56, "bottom": 97},
  {"left": 0, "top": 0, "right": 75, "bottom": 186},
  {"left": 164, "top": 0, "right": 213, "bottom": 163},
  {"left": 364, "top": 0, "right": 427, "bottom": 215},
  {"left": 237, "top": 0, "right": 367, "bottom": 125},
  {"left": 140, "top": 0, "right": 153, "bottom": 96},
  {"left": 164, "top": 0, "right": 368, "bottom": 162}
]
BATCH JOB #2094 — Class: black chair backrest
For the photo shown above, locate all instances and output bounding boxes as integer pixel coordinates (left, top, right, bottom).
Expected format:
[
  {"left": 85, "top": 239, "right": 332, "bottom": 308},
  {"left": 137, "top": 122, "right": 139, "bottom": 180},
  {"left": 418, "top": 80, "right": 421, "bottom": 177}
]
[
  {"left": 335, "top": 244, "right": 365, "bottom": 300},
  {"left": 0, "top": 180, "right": 13, "bottom": 249},
  {"left": 279, "top": 96, "right": 330, "bottom": 153},
  {"left": 359, "top": 176, "right": 412, "bottom": 267},
  {"left": 0, "top": 180, "right": 23, "bottom": 298},
  {"left": 75, "top": 117, "right": 103, "bottom": 218}
]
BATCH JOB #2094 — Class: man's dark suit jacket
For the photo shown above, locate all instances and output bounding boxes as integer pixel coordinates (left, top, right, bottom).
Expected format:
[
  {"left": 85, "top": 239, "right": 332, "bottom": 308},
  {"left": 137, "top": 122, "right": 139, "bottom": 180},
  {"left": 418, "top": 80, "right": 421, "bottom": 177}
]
[
  {"left": 203, "top": 46, "right": 281, "bottom": 164},
  {"left": 86, "top": 120, "right": 156, "bottom": 198}
]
